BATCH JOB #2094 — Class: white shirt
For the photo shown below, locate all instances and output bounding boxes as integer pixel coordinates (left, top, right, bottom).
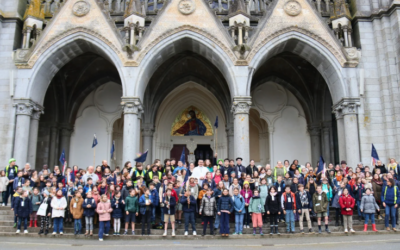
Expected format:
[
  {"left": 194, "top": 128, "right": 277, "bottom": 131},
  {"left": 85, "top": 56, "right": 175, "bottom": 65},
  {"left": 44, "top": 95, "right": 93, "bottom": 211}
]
[
  {"left": 191, "top": 166, "right": 209, "bottom": 186},
  {"left": 82, "top": 172, "right": 99, "bottom": 185}
]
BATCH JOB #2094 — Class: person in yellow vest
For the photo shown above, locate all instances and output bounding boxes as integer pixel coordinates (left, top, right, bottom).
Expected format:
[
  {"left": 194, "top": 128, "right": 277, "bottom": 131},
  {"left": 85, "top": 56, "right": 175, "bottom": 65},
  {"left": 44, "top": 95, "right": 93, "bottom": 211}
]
[
  {"left": 145, "top": 165, "right": 162, "bottom": 186},
  {"left": 274, "top": 161, "right": 287, "bottom": 180},
  {"left": 132, "top": 163, "right": 146, "bottom": 186},
  {"left": 4, "top": 158, "right": 18, "bottom": 206}
]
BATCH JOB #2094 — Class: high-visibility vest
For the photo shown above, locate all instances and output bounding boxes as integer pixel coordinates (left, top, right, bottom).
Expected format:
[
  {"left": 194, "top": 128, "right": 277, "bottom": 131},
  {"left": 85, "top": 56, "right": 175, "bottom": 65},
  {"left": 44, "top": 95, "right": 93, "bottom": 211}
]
[
  {"left": 148, "top": 171, "right": 162, "bottom": 181},
  {"left": 5, "top": 165, "right": 18, "bottom": 177},
  {"left": 384, "top": 186, "right": 398, "bottom": 204},
  {"left": 133, "top": 170, "right": 146, "bottom": 185}
]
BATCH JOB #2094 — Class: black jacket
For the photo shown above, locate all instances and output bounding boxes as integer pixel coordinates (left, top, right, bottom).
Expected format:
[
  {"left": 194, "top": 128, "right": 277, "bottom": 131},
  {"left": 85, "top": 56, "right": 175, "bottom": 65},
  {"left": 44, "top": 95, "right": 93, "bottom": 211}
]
[
  {"left": 246, "top": 165, "right": 258, "bottom": 176},
  {"left": 265, "top": 194, "right": 282, "bottom": 214},
  {"left": 295, "top": 191, "right": 312, "bottom": 209}
]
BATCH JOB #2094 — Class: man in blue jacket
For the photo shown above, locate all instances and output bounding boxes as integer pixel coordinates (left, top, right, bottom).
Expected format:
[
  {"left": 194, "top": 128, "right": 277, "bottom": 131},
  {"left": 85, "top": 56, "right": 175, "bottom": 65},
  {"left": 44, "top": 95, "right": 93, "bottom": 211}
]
[{"left": 180, "top": 190, "right": 197, "bottom": 236}]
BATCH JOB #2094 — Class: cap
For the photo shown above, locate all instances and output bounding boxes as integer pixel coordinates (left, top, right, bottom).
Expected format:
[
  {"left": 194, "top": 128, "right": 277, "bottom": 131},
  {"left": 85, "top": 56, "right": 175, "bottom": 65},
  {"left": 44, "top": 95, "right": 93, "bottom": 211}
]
[{"left": 9, "top": 158, "right": 16, "bottom": 164}]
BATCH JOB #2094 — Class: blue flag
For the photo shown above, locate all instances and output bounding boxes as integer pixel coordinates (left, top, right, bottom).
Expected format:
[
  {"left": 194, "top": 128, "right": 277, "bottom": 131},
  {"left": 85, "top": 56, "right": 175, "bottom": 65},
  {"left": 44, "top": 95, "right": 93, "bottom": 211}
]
[
  {"left": 214, "top": 116, "right": 218, "bottom": 128},
  {"left": 135, "top": 150, "right": 148, "bottom": 163},
  {"left": 59, "top": 149, "right": 65, "bottom": 166},
  {"left": 317, "top": 155, "right": 325, "bottom": 174},
  {"left": 180, "top": 146, "right": 186, "bottom": 165},
  {"left": 92, "top": 134, "right": 98, "bottom": 148},
  {"left": 371, "top": 144, "right": 379, "bottom": 166},
  {"left": 110, "top": 141, "right": 115, "bottom": 159}
]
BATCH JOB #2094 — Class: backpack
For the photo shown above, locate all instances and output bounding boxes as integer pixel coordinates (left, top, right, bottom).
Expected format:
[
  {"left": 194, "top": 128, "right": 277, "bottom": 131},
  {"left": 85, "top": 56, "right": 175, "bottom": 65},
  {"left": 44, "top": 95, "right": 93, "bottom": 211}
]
[{"left": 85, "top": 198, "right": 95, "bottom": 205}]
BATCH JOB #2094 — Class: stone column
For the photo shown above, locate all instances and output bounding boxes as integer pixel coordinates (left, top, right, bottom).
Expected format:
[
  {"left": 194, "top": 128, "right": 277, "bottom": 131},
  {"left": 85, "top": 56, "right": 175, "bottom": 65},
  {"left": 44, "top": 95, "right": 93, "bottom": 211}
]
[
  {"left": 27, "top": 105, "right": 44, "bottom": 169},
  {"left": 322, "top": 122, "right": 331, "bottom": 164},
  {"left": 226, "top": 126, "right": 234, "bottom": 159},
  {"left": 333, "top": 98, "right": 361, "bottom": 168},
  {"left": 268, "top": 126, "right": 274, "bottom": 167},
  {"left": 308, "top": 124, "right": 321, "bottom": 168},
  {"left": 13, "top": 101, "right": 34, "bottom": 167},
  {"left": 121, "top": 97, "right": 142, "bottom": 164},
  {"left": 59, "top": 126, "right": 73, "bottom": 164},
  {"left": 136, "top": 113, "right": 142, "bottom": 154},
  {"left": 231, "top": 96, "right": 252, "bottom": 165},
  {"left": 142, "top": 126, "right": 154, "bottom": 163},
  {"left": 48, "top": 126, "right": 58, "bottom": 167}
]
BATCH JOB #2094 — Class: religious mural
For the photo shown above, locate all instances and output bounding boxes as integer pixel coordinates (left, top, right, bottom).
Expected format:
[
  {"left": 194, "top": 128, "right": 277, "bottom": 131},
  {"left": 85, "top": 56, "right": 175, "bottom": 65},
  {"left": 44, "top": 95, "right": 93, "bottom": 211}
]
[{"left": 171, "top": 106, "right": 213, "bottom": 136}]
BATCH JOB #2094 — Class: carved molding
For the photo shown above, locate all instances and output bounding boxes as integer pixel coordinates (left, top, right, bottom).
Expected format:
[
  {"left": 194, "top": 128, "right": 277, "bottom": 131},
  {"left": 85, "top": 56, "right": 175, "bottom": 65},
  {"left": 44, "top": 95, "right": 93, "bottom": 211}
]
[
  {"left": 31, "top": 105, "right": 44, "bottom": 120},
  {"left": 142, "top": 127, "right": 155, "bottom": 137},
  {"left": 121, "top": 97, "right": 143, "bottom": 115},
  {"left": 178, "top": 0, "right": 196, "bottom": 15},
  {"left": 231, "top": 96, "right": 252, "bottom": 115},
  {"left": 248, "top": 26, "right": 348, "bottom": 67},
  {"left": 15, "top": 103, "right": 34, "bottom": 116},
  {"left": 332, "top": 97, "right": 361, "bottom": 119},
  {"left": 284, "top": 0, "right": 302, "bottom": 16},
  {"left": 72, "top": 1, "right": 91, "bottom": 17},
  {"left": 14, "top": 99, "right": 44, "bottom": 117}
]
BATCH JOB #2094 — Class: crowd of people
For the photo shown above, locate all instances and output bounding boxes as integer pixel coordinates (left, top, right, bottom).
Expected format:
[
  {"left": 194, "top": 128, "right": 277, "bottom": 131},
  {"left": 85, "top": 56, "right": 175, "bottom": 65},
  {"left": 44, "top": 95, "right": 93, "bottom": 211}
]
[{"left": 1, "top": 155, "right": 399, "bottom": 241}]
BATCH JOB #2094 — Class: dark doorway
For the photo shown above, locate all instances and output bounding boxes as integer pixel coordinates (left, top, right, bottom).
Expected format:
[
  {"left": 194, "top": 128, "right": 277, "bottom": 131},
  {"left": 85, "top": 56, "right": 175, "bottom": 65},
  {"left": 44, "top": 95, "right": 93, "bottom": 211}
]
[
  {"left": 194, "top": 145, "right": 213, "bottom": 166},
  {"left": 170, "top": 144, "right": 189, "bottom": 165}
]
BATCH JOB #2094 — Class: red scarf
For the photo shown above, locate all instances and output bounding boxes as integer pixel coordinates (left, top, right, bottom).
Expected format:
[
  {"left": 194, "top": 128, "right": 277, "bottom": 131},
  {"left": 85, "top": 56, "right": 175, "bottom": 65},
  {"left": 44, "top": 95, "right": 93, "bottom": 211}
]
[{"left": 56, "top": 194, "right": 63, "bottom": 199}]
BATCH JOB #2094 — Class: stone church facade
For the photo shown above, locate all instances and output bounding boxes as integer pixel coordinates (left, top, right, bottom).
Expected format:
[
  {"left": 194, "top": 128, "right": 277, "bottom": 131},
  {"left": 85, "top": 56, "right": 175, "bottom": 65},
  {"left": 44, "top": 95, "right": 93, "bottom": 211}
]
[{"left": 0, "top": 0, "right": 399, "bottom": 169}]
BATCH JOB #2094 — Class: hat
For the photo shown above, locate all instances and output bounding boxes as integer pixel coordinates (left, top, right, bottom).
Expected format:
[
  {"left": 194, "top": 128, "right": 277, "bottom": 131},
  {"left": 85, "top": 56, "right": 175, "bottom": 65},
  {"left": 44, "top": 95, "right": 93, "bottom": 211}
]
[
  {"left": 9, "top": 158, "right": 16, "bottom": 164},
  {"left": 341, "top": 160, "right": 347, "bottom": 165},
  {"left": 217, "top": 159, "right": 224, "bottom": 164},
  {"left": 42, "top": 189, "right": 49, "bottom": 196},
  {"left": 243, "top": 181, "right": 249, "bottom": 186},
  {"left": 236, "top": 157, "right": 243, "bottom": 161}
]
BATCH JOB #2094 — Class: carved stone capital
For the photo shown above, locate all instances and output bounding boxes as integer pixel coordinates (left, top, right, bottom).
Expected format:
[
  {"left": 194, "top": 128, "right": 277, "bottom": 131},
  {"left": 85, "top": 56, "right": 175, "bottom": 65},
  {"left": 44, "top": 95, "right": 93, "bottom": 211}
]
[
  {"left": 14, "top": 99, "right": 43, "bottom": 117},
  {"left": 231, "top": 96, "right": 252, "bottom": 115},
  {"left": 15, "top": 103, "right": 33, "bottom": 116},
  {"left": 226, "top": 127, "right": 234, "bottom": 137},
  {"left": 142, "top": 127, "right": 155, "bottom": 137},
  {"left": 31, "top": 105, "right": 44, "bottom": 120},
  {"left": 332, "top": 98, "right": 360, "bottom": 119},
  {"left": 308, "top": 125, "right": 321, "bottom": 136},
  {"left": 121, "top": 97, "right": 143, "bottom": 115},
  {"left": 60, "top": 125, "right": 74, "bottom": 137}
]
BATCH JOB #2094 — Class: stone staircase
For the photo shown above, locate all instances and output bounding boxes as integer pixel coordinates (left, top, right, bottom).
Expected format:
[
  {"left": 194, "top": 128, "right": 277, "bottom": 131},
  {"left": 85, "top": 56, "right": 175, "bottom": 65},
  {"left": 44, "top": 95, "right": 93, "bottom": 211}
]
[{"left": 0, "top": 206, "right": 397, "bottom": 239}]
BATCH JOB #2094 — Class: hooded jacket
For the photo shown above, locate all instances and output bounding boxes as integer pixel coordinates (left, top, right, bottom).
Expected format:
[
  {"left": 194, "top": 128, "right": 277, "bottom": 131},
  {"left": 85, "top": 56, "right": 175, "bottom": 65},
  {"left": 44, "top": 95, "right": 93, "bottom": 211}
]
[
  {"left": 339, "top": 194, "right": 355, "bottom": 215},
  {"left": 199, "top": 195, "right": 217, "bottom": 216},
  {"left": 249, "top": 196, "right": 265, "bottom": 213},
  {"left": 360, "top": 194, "right": 379, "bottom": 214}
]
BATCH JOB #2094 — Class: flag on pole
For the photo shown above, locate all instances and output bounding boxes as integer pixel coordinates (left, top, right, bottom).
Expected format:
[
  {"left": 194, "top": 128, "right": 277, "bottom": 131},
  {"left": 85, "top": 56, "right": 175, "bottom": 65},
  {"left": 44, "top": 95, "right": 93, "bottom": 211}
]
[
  {"left": 180, "top": 146, "right": 186, "bottom": 165},
  {"left": 317, "top": 155, "right": 326, "bottom": 175},
  {"left": 214, "top": 116, "right": 218, "bottom": 128},
  {"left": 371, "top": 144, "right": 379, "bottom": 166},
  {"left": 59, "top": 149, "right": 67, "bottom": 175},
  {"left": 110, "top": 140, "right": 115, "bottom": 160},
  {"left": 92, "top": 134, "right": 98, "bottom": 148},
  {"left": 135, "top": 150, "right": 148, "bottom": 163}
]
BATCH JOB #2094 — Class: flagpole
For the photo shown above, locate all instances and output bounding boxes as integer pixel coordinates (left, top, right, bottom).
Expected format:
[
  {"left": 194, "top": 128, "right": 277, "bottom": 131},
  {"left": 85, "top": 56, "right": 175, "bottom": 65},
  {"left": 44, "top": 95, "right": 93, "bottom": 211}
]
[
  {"left": 93, "top": 147, "right": 96, "bottom": 167},
  {"left": 215, "top": 127, "right": 218, "bottom": 156}
]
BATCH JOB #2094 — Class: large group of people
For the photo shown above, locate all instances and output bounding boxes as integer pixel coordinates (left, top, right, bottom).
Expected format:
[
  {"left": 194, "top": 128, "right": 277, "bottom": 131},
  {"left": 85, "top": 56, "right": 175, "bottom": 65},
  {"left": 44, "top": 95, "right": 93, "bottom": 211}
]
[{"left": 1, "top": 155, "right": 399, "bottom": 241}]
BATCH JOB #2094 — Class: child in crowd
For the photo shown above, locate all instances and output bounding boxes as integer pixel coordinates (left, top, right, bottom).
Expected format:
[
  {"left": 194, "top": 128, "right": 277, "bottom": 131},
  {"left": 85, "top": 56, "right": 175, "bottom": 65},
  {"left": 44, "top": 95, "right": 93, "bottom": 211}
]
[
  {"left": 240, "top": 181, "right": 252, "bottom": 229},
  {"left": 162, "top": 188, "right": 176, "bottom": 236},
  {"left": 124, "top": 189, "right": 138, "bottom": 235},
  {"left": 12, "top": 186, "right": 23, "bottom": 228},
  {"left": 217, "top": 188, "right": 234, "bottom": 237},
  {"left": 360, "top": 188, "right": 379, "bottom": 232},
  {"left": 0, "top": 170, "right": 9, "bottom": 206},
  {"left": 38, "top": 190, "right": 52, "bottom": 235},
  {"left": 15, "top": 190, "right": 32, "bottom": 234},
  {"left": 96, "top": 194, "right": 112, "bottom": 241},
  {"left": 82, "top": 191, "right": 97, "bottom": 236},
  {"left": 339, "top": 188, "right": 355, "bottom": 233},
  {"left": 148, "top": 182, "right": 159, "bottom": 225},
  {"left": 296, "top": 184, "right": 313, "bottom": 233},
  {"left": 282, "top": 186, "right": 296, "bottom": 233},
  {"left": 249, "top": 189, "right": 265, "bottom": 235},
  {"left": 139, "top": 188, "right": 153, "bottom": 236},
  {"left": 313, "top": 186, "right": 331, "bottom": 234},
  {"left": 111, "top": 191, "right": 125, "bottom": 235},
  {"left": 30, "top": 187, "right": 41, "bottom": 227},
  {"left": 265, "top": 187, "right": 281, "bottom": 235},
  {"left": 51, "top": 189, "right": 67, "bottom": 235},
  {"left": 199, "top": 188, "right": 216, "bottom": 236},
  {"left": 233, "top": 188, "right": 245, "bottom": 235},
  {"left": 70, "top": 191, "right": 84, "bottom": 235},
  {"left": 181, "top": 189, "right": 197, "bottom": 236}
]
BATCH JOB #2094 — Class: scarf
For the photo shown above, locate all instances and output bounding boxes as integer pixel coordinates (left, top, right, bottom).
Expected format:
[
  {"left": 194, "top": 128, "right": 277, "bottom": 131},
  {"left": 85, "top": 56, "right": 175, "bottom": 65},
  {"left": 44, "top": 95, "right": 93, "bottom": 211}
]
[
  {"left": 299, "top": 191, "right": 309, "bottom": 205},
  {"left": 336, "top": 175, "right": 343, "bottom": 182},
  {"left": 270, "top": 192, "right": 277, "bottom": 197},
  {"left": 372, "top": 179, "right": 383, "bottom": 185},
  {"left": 56, "top": 194, "right": 63, "bottom": 199}
]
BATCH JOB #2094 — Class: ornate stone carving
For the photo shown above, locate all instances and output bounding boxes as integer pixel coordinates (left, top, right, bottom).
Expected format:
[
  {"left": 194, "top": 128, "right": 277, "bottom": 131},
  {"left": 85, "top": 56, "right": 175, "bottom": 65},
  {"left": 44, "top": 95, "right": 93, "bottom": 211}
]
[
  {"left": 142, "top": 127, "right": 155, "bottom": 137},
  {"left": 31, "top": 105, "right": 44, "bottom": 120},
  {"left": 121, "top": 97, "right": 143, "bottom": 115},
  {"left": 226, "top": 127, "right": 235, "bottom": 137},
  {"left": 178, "top": 0, "right": 196, "bottom": 15},
  {"left": 308, "top": 125, "right": 321, "bottom": 136},
  {"left": 284, "top": 0, "right": 302, "bottom": 16},
  {"left": 73, "top": 1, "right": 90, "bottom": 17},
  {"left": 15, "top": 103, "right": 34, "bottom": 116},
  {"left": 231, "top": 97, "right": 252, "bottom": 115},
  {"left": 332, "top": 98, "right": 361, "bottom": 119}
]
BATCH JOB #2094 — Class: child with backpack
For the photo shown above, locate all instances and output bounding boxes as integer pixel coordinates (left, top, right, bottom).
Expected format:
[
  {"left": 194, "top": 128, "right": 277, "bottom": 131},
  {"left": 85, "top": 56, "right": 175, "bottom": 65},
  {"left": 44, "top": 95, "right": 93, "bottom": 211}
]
[
  {"left": 82, "top": 191, "right": 97, "bottom": 236},
  {"left": 30, "top": 187, "right": 41, "bottom": 228},
  {"left": 38, "top": 190, "right": 52, "bottom": 235},
  {"left": 249, "top": 189, "right": 265, "bottom": 235},
  {"left": 15, "top": 190, "right": 32, "bottom": 234},
  {"left": 96, "top": 194, "right": 113, "bottom": 241},
  {"left": 111, "top": 191, "right": 125, "bottom": 235},
  {"left": 162, "top": 188, "right": 177, "bottom": 236},
  {"left": 360, "top": 188, "right": 379, "bottom": 232},
  {"left": 124, "top": 189, "right": 139, "bottom": 235},
  {"left": 70, "top": 191, "right": 84, "bottom": 235},
  {"left": 199, "top": 188, "right": 217, "bottom": 236}
]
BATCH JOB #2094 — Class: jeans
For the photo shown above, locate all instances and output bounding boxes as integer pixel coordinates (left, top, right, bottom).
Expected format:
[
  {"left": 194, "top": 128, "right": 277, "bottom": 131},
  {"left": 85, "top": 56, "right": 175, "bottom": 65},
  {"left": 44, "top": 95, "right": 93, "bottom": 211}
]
[
  {"left": 219, "top": 212, "right": 230, "bottom": 234},
  {"left": 235, "top": 213, "right": 244, "bottom": 233},
  {"left": 385, "top": 204, "right": 396, "bottom": 228},
  {"left": 74, "top": 219, "right": 81, "bottom": 233},
  {"left": 184, "top": 212, "right": 196, "bottom": 232},
  {"left": 17, "top": 217, "right": 28, "bottom": 230},
  {"left": 214, "top": 213, "right": 220, "bottom": 229},
  {"left": 85, "top": 216, "right": 93, "bottom": 231},
  {"left": 285, "top": 210, "right": 295, "bottom": 232},
  {"left": 98, "top": 221, "right": 110, "bottom": 239},
  {"left": 161, "top": 207, "right": 165, "bottom": 222},
  {"left": 364, "top": 213, "right": 375, "bottom": 225},
  {"left": 244, "top": 206, "right": 251, "bottom": 226},
  {"left": 356, "top": 200, "right": 363, "bottom": 218},
  {"left": 151, "top": 207, "right": 156, "bottom": 223},
  {"left": 53, "top": 217, "right": 64, "bottom": 233},
  {"left": 202, "top": 216, "right": 214, "bottom": 235},
  {"left": 4, "top": 183, "right": 14, "bottom": 206},
  {"left": 1, "top": 191, "right": 6, "bottom": 204}
]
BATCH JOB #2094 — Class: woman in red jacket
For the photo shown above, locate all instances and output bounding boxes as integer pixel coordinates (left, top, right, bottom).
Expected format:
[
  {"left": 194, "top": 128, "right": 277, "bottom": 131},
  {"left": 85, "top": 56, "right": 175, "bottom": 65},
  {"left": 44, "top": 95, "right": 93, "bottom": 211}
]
[{"left": 339, "top": 188, "right": 355, "bottom": 233}]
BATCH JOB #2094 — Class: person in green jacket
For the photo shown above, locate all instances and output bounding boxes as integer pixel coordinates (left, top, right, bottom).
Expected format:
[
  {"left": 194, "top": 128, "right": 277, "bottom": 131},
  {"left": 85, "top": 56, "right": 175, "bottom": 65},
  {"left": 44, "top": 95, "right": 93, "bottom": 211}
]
[
  {"left": 312, "top": 185, "right": 330, "bottom": 234},
  {"left": 248, "top": 190, "right": 265, "bottom": 236},
  {"left": 124, "top": 189, "right": 139, "bottom": 235}
]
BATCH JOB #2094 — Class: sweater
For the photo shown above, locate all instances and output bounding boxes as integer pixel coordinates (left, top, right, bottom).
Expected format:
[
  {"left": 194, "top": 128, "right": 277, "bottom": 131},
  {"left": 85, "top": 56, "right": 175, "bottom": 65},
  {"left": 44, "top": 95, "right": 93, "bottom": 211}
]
[
  {"left": 30, "top": 194, "right": 42, "bottom": 212},
  {"left": 0, "top": 176, "right": 9, "bottom": 192},
  {"left": 82, "top": 197, "right": 97, "bottom": 217},
  {"left": 240, "top": 189, "right": 252, "bottom": 204},
  {"left": 96, "top": 201, "right": 112, "bottom": 221},
  {"left": 125, "top": 196, "right": 139, "bottom": 213},
  {"left": 360, "top": 194, "right": 379, "bottom": 214},
  {"left": 69, "top": 197, "right": 84, "bottom": 219},
  {"left": 50, "top": 196, "right": 67, "bottom": 218}
]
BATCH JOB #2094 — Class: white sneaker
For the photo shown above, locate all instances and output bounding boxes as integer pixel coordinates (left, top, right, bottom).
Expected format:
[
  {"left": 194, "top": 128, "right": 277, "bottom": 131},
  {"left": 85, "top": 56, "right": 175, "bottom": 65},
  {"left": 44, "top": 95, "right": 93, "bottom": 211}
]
[
  {"left": 24, "top": 230, "right": 28, "bottom": 234},
  {"left": 99, "top": 238, "right": 103, "bottom": 241},
  {"left": 60, "top": 232, "right": 63, "bottom": 235},
  {"left": 344, "top": 229, "right": 348, "bottom": 233},
  {"left": 1, "top": 203, "right": 4, "bottom": 206},
  {"left": 193, "top": 231, "right": 197, "bottom": 236},
  {"left": 172, "top": 231, "right": 175, "bottom": 237},
  {"left": 163, "top": 231, "right": 167, "bottom": 237},
  {"left": 184, "top": 231, "right": 188, "bottom": 236},
  {"left": 16, "top": 230, "right": 20, "bottom": 234},
  {"left": 52, "top": 232, "right": 56, "bottom": 235},
  {"left": 104, "top": 234, "right": 109, "bottom": 236},
  {"left": 350, "top": 229, "right": 355, "bottom": 233}
]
